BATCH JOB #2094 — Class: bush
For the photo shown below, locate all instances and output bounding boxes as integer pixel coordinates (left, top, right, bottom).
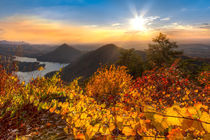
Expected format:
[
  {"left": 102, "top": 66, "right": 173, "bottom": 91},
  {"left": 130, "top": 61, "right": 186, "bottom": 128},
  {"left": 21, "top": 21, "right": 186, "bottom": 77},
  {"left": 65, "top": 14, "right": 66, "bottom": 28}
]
[
  {"left": 86, "top": 65, "right": 132, "bottom": 105},
  {"left": 132, "top": 61, "right": 208, "bottom": 108}
]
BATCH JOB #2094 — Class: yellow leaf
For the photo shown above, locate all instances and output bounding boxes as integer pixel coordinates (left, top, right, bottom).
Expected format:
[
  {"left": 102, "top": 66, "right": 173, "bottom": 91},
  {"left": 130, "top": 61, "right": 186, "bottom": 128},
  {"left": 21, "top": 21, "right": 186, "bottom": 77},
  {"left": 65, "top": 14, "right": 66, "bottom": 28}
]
[
  {"left": 99, "top": 126, "right": 111, "bottom": 135},
  {"left": 109, "top": 123, "right": 115, "bottom": 132},
  {"left": 92, "top": 124, "right": 100, "bottom": 133},
  {"left": 86, "top": 124, "right": 98, "bottom": 139},
  {"left": 187, "top": 107, "right": 197, "bottom": 116},
  {"left": 116, "top": 115, "right": 123, "bottom": 122},
  {"left": 154, "top": 114, "right": 164, "bottom": 123},
  {"left": 122, "top": 127, "right": 135, "bottom": 136},
  {"left": 81, "top": 113, "right": 87, "bottom": 119},
  {"left": 165, "top": 106, "right": 182, "bottom": 126},
  {"left": 200, "top": 112, "right": 210, "bottom": 133}
]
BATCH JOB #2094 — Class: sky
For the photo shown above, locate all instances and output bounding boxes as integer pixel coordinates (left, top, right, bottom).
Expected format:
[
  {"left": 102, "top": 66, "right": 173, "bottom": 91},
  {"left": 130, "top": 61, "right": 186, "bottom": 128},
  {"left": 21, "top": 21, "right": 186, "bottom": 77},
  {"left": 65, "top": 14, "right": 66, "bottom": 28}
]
[{"left": 0, "top": 0, "right": 210, "bottom": 44}]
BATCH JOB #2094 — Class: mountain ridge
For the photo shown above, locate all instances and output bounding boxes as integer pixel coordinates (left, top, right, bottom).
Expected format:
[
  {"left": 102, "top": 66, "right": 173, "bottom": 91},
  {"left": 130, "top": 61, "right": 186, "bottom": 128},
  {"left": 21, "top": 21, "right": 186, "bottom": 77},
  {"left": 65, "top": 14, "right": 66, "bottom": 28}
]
[
  {"left": 60, "top": 44, "right": 146, "bottom": 82},
  {"left": 37, "top": 43, "right": 83, "bottom": 63}
]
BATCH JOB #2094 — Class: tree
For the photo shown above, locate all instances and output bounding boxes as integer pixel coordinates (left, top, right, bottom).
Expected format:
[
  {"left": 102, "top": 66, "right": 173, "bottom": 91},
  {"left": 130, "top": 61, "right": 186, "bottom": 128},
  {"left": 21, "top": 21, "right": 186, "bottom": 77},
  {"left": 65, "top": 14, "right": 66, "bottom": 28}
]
[
  {"left": 146, "top": 33, "right": 182, "bottom": 67},
  {"left": 117, "top": 49, "right": 144, "bottom": 77}
]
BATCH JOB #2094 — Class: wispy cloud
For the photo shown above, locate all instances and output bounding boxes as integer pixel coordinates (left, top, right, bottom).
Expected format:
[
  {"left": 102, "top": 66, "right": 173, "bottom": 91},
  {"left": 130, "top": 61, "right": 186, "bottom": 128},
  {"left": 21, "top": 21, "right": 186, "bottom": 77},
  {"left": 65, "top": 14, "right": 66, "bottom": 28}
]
[
  {"left": 0, "top": 16, "right": 127, "bottom": 43},
  {"left": 160, "top": 17, "right": 170, "bottom": 21},
  {"left": 146, "top": 16, "right": 160, "bottom": 21},
  {"left": 200, "top": 25, "right": 210, "bottom": 29},
  {"left": 112, "top": 23, "right": 121, "bottom": 27}
]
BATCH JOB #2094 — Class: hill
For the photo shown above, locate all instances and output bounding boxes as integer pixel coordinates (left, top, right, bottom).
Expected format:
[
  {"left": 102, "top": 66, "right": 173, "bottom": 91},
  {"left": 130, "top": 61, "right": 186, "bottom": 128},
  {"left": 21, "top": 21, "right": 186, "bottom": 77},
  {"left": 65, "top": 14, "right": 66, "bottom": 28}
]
[
  {"left": 37, "top": 44, "right": 82, "bottom": 63},
  {"left": 60, "top": 44, "right": 146, "bottom": 82},
  {"left": 178, "top": 44, "right": 210, "bottom": 58}
]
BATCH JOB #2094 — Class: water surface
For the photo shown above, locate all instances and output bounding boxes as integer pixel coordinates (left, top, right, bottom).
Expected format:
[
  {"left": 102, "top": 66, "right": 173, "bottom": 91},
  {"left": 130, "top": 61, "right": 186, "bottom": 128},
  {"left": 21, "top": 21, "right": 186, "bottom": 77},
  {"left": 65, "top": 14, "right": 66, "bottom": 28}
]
[{"left": 14, "top": 56, "right": 68, "bottom": 83}]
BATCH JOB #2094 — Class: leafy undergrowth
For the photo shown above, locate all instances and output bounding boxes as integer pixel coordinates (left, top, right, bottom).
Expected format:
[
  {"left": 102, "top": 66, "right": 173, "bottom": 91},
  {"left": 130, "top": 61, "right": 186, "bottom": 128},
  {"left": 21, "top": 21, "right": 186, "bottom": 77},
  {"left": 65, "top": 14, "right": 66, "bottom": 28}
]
[{"left": 0, "top": 64, "right": 209, "bottom": 140}]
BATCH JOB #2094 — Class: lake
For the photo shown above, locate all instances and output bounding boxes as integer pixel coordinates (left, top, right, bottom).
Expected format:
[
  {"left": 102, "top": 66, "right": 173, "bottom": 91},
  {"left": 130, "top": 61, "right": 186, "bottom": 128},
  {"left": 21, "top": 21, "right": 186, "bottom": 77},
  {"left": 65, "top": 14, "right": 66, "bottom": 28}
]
[{"left": 14, "top": 56, "right": 69, "bottom": 83}]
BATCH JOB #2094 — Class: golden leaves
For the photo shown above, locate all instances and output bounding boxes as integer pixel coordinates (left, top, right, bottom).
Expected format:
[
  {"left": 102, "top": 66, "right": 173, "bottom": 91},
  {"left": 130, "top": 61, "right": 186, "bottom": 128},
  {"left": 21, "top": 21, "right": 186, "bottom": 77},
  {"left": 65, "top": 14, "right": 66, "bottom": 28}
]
[
  {"left": 165, "top": 106, "right": 183, "bottom": 126},
  {"left": 154, "top": 114, "right": 164, "bottom": 124},
  {"left": 86, "top": 65, "right": 132, "bottom": 104},
  {"left": 122, "top": 127, "right": 135, "bottom": 136},
  {"left": 200, "top": 112, "right": 210, "bottom": 133},
  {"left": 99, "top": 125, "right": 111, "bottom": 135},
  {"left": 1, "top": 63, "right": 209, "bottom": 139}
]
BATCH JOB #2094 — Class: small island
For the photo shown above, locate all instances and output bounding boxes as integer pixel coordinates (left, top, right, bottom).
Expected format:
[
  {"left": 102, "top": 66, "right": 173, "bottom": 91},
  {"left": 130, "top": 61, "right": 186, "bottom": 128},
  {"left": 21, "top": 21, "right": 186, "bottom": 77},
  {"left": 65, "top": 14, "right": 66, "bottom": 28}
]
[
  {"left": 0, "top": 55, "right": 45, "bottom": 72},
  {"left": 14, "top": 61, "right": 46, "bottom": 72}
]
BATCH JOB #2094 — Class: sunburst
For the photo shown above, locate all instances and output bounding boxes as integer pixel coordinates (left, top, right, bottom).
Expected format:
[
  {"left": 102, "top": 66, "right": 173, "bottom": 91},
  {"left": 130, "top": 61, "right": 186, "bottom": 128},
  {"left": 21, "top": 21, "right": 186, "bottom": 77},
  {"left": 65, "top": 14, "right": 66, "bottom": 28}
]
[{"left": 130, "top": 15, "right": 147, "bottom": 31}]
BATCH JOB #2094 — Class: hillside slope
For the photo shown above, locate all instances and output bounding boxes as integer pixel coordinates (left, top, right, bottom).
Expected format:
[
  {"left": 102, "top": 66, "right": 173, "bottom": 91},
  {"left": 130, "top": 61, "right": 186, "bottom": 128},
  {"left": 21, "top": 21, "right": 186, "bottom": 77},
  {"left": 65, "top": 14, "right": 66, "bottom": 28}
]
[
  {"left": 37, "top": 44, "right": 82, "bottom": 63},
  {"left": 60, "top": 44, "right": 146, "bottom": 82}
]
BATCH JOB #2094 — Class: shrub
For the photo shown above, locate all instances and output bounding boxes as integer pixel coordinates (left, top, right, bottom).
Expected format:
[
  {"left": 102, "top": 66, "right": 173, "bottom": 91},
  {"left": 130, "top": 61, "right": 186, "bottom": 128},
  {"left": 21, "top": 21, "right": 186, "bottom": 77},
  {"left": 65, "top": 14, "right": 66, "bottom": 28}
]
[
  {"left": 86, "top": 65, "right": 132, "bottom": 105},
  {"left": 132, "top": 61, "right": 207, "bottom": 109}
]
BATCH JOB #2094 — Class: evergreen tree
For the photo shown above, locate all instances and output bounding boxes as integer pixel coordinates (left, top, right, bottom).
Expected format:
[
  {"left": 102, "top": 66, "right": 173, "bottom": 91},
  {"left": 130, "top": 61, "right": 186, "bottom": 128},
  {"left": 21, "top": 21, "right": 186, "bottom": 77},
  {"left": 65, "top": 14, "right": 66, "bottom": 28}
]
[
  {"left": 146, "top": 33, "right": 182, "bottom": 67},
  {"left": 117, "top": 48, "right": 144, "bottom": 77}
]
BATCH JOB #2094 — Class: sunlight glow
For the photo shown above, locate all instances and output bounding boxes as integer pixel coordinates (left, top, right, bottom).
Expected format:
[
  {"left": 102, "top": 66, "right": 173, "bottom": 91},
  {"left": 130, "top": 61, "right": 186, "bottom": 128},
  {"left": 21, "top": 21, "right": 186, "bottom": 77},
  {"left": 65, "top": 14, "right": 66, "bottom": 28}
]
[{"left": 130, "top": 15, "right": 147, "bottom": 31}]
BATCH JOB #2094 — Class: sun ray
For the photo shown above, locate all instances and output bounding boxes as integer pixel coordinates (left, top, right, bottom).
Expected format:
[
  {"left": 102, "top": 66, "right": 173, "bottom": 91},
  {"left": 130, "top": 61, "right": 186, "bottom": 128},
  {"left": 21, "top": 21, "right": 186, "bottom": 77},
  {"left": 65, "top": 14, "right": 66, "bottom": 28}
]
[{"left": 129, "top": 15, "right": 147, "bottom": 31}]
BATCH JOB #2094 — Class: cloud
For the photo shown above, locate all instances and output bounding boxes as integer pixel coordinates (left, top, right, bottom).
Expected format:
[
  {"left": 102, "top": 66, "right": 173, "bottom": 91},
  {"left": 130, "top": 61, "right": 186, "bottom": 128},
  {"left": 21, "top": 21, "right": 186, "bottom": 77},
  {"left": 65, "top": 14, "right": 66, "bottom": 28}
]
[
  {"left": 0, "top": 16, "right": 128, "bottom": 44},
  {"left": 0, "top": 15, "right": 209, "bottom": 44},
  {"left": 146, "top": 16, "right": 160, "bottom": 21},
  {"left": 158, "top": 22, "right": 210, "bottom": 41},
  {"left": 160, "top": 22, "right": 195, "bottom": 30},
  {"left": 200, "top": 25, "right": 210, "bottom": 29},
  {"left": 112, "top": 23, "right": 121, "bottom": 27},
  {"left": 199, "top": 23, "right": 210, "bottom": 29},
  {"left": 160, "top": 17, "right": 170, "bottom": 21}
]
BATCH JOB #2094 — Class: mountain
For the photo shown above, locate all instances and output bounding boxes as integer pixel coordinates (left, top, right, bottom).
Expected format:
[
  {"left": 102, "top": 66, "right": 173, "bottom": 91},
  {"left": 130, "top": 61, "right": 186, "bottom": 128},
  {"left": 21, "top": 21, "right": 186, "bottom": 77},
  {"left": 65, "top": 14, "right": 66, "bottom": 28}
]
[
  {"left": 37, "top": 43, "right": 82, "bottom": 63},
  {"left": 60, "top": 44, "right": 146, "bottom": 82},
  {"left": 60, "top": 44, "right": 122, "bottom": 82},
  {"left": 178, "top": 44, "right": 210, "bottom": 58},
  {"left": 0, "top": 40, "right": 56, "bottom": 57}
]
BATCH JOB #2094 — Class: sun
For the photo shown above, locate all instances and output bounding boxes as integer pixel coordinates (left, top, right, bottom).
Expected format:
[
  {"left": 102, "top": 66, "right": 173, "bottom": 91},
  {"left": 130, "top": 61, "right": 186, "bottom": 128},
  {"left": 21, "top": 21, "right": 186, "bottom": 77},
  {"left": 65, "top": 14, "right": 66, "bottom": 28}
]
[{"left": 130, "top": 16, "right": 147, "bottom": 31}]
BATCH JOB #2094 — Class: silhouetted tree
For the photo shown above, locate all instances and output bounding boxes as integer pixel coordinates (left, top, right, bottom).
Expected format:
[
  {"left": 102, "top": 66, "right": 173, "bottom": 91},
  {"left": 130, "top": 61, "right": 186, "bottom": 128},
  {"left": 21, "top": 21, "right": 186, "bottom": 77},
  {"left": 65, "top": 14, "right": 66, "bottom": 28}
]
[
  {"left": 117, "top": 48, "right": 144, "bottom": 77},
  {"left": 146, "top": 33, "right": 182, "bottom": 67}
]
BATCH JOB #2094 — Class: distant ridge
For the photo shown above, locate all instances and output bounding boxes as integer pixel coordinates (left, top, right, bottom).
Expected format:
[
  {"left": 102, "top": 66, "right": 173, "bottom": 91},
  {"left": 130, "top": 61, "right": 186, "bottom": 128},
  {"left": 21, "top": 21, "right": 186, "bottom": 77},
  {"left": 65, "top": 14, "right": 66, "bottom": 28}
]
[
  {"left": 0, "top": 40, "right": 56, "bottom": 57},
  {"left": 178, "top": 44, "right": 210, "bottom": 58},
  {"left": 37, "top": 43, "right": 82, "bottom": 63},
  {"left": 0, "top": 40, "right": 29, "bottom": 45},
  {"left": 60, "top": 44, "right": 146, "bottom": 82}
]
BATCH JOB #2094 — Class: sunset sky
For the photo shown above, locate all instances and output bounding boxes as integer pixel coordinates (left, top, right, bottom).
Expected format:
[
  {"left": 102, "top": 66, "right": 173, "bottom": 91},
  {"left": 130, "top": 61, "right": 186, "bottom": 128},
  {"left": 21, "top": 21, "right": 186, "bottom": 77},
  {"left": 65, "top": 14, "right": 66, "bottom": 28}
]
[{"left": 0, "top": 0, "right": 210, "bottom": 44}]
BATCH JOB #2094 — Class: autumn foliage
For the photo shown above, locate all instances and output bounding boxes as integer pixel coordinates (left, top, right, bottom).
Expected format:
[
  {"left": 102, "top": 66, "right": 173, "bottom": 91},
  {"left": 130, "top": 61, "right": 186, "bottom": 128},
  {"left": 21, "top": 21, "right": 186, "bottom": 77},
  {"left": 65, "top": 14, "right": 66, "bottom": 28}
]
[
  {"left": 86, "top": 65, "right": 132, "bottom": 105},
  {"left": 0, "top": 64, "right": 209, "bottom": 139},
  {"left": 132, "top": 60, "right": 208, "bottom": 109}
]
